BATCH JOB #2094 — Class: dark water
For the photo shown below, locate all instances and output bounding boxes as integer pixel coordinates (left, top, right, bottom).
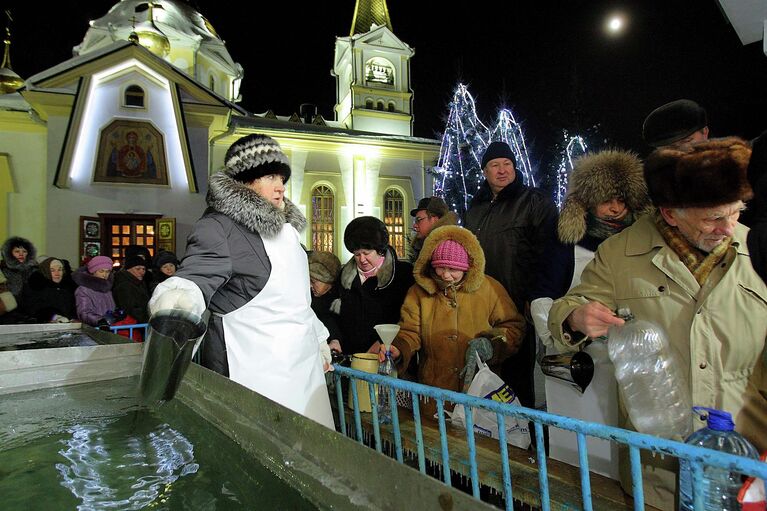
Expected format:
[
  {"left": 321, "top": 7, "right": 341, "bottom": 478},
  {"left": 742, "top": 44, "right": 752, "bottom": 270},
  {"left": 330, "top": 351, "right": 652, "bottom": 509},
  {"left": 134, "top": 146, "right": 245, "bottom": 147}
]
[
  {"left": 0, "top": 377, "right": 318, "bottom": 510},
  {"left": 0, "top": 330, "right": 98, "bottom": 351}
]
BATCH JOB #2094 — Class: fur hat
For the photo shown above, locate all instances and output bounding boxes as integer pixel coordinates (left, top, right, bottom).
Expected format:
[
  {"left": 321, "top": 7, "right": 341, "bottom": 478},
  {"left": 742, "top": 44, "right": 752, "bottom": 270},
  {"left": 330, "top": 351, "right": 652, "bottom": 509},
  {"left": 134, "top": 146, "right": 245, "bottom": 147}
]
[
  {"left": 344, "top": 216, "right": 389, "bottom": 253},
  {"left": 644, "top": 137, "right": 753, "bottom": 209},
  {"left": 308, "top": 251, "right": 341, "bottom": 284},
  {"left": 224, "top": 133, "right": 291, "bottom": 183},
  {"left": 481, "top": 141, "right": 517, "bottom": 169},
  {"left": 154, "top": 250, "right": 179, "bottom": 269},
  {"left": 123, "top": 255, "right": 146, "bottom": 270},
  {"left": 410, "top": 196, "right": 449, "bottom": 218},
  {"left": 642, "top": 99, "right": 707, "bottom": 147},
  {"left": 558, "top": 149, "right": 650, "bottom": 244},
  {"left": 430, "top": 239, "right": 470, "bottom": 271},
  {"left": 87, "top": 256, "right": 113, "bottom": 273}
]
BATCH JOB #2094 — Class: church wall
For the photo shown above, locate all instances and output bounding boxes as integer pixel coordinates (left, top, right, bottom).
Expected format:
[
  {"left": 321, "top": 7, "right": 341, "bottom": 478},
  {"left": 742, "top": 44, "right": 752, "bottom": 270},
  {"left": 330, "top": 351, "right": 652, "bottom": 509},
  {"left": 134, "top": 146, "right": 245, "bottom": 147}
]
[{"left": 0, "top": 125, "right": 47, "bottom": 252}]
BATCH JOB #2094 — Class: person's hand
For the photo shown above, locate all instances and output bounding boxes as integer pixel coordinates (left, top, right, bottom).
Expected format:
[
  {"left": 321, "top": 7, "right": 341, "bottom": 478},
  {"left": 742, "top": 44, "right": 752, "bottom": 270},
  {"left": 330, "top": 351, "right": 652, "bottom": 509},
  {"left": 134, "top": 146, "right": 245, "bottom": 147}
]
[
  {"left": 459, "top": 337, "right": 493, "bottom": 387},
  {"left": 377, "top": 343, "right": 400, "bottom": 363},
  {"left": 319, "top": 342, "right": 334, "bottom": 373},
  {"left": 328, "top": 339, "right": 342, "bottom": 353},
  {"left": 566, "top": 301, "right": 624, "bottom": 338},
  {"left": 51, "top": 314, "right": 70, "bottom": 323},
  {"left": 367, "top": 340, "right": 381, "bottom": 355}
]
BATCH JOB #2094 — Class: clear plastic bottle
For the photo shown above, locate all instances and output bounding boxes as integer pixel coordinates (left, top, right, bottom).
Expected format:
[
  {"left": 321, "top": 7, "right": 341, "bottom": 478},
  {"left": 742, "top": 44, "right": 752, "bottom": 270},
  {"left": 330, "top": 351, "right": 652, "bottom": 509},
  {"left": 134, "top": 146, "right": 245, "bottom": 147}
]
[
  {"left": 678, "top": 407, "right": 759, "bottom": 511},
  {"left": 607, "top": 308, "right": 692, "bottom": 439},
  {"left": 377, "top": 350, "right": 393, "bottom": 424}
]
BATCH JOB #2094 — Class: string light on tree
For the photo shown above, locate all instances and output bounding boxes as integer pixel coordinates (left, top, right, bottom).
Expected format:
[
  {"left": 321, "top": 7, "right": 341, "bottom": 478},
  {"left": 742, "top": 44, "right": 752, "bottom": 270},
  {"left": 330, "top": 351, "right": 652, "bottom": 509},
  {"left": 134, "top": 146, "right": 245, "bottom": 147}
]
[
  {"left": 554, "top": 133, "right": 588, "bottom": 210},
  {"left": 431, "top": 83, "right": 490, "bottom": 218},
  {"left": 489, "top": 108, "right": 536, "bottom": 187}
]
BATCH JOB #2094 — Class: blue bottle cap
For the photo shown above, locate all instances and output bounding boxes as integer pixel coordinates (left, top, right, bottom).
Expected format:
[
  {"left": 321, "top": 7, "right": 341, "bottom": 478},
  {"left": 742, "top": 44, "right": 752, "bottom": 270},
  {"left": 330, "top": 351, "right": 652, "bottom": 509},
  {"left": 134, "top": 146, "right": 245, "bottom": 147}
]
[{"left": 693, "top": 406, "right": 734, "bottom": 432}]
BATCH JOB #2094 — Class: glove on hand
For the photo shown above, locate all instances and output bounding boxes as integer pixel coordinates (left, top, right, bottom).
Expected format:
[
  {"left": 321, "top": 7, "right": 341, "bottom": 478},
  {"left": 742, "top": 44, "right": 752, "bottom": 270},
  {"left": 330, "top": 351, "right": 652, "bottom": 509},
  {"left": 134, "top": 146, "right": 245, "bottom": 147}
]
[
  {"left": 51, "top": 314, "right": 70, "bottom": 323},
  {"left": 319, "top": 341, "right": 334, "bottom": 372},
  {"left": 459, "top": 337, "right": 494, "bottom": 386}
]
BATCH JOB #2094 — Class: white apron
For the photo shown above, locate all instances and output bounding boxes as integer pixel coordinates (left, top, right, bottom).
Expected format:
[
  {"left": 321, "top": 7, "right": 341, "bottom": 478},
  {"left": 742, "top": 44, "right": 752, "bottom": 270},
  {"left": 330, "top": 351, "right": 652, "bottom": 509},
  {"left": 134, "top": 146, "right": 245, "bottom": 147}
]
[{"left": 222, "top": 223, "right": 335, "bottom": 429}]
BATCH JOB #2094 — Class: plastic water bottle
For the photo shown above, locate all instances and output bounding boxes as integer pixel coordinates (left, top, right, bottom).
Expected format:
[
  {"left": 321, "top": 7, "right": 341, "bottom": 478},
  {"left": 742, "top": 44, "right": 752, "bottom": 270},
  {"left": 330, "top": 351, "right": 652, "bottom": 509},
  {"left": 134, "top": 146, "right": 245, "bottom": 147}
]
[
  {"left": 679, "top": 407, "right": 759, "bottom": 511},
  {"left": 377, "top": 350, "right": 393, "bottom": 425},
  {"left": 607, "top": 308, "right": 692, "bottom": 439}
]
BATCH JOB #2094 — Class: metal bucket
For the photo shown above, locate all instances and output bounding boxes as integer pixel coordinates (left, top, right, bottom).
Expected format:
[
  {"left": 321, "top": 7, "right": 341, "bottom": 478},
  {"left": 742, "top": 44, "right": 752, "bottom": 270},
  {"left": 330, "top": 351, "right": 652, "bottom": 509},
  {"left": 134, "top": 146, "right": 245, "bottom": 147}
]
[
  {"left": 540, "top": 350, "right": 595, "bottom": 393},
  {"left": 139, "top": 309, "right": 207, "bottom": 404}
]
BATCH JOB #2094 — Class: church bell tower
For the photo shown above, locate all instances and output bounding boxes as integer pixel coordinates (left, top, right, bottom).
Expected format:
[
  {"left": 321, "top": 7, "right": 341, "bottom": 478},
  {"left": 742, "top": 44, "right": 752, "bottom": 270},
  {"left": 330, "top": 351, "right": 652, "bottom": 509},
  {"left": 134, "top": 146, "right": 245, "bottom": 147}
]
[{"left": 332, "top": 0, "right": 414, "bottom": 136}]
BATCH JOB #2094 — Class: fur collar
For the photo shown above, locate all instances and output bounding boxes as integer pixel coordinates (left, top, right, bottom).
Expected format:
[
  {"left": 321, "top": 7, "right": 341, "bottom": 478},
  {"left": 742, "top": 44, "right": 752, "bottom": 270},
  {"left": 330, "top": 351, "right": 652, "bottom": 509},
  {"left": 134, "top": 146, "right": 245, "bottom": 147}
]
[
  {"left": 206, "top": 169, "right": 306, "bottom": 238},
  {"left": 1, "top": 236, "right": 37, "bottom": 271},
  {"left": 340, "top": 247, "right": 397, "bottom": 290},
  {"left": 72, "top": 266, "right": 113, "bottom": 292},
  {"left": 413, "top": 225, "right": 485, "bottom": 295}
]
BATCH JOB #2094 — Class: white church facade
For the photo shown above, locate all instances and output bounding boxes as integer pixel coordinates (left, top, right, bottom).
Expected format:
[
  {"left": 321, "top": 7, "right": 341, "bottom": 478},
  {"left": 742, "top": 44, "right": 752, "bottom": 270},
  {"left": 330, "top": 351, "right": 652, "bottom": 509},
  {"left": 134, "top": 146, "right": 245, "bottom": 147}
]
[{"left": 0, "top": 0, "right": 439, "bottom": 266}]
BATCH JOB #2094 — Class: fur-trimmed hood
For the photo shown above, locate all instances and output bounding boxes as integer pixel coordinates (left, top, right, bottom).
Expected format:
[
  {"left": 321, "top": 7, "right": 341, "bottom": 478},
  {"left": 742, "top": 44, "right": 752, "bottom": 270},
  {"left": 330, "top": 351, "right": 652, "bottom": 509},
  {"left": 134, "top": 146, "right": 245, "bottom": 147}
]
[
  {"left": 558, "top": 149, "right": 650, "bottom": 244},
  {"left": 1, "top": 236, "right": 37, "bottom": 270},
  {"left": 72, "top": 266, "right": 114, "bottom": 293},
  {"left": 339, "top": 246, "right": 400, "bottom": 290},
  {"left": 206, "top": 168, "right": 306, "bottom": 238},
  {"left": 413, "top": 225, "right": 485, "bottom": 295}
]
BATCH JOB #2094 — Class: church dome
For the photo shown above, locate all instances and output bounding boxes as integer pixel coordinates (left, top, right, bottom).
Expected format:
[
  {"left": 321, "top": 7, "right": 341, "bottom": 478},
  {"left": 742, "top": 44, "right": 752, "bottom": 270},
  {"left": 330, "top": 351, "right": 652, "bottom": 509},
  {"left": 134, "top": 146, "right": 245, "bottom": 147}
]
[
  {"left": 74, "top": 1, "right": 243, "bottom": 101},
  {"left": 0, "top": 66, "right": 24, "bottom": 94}
]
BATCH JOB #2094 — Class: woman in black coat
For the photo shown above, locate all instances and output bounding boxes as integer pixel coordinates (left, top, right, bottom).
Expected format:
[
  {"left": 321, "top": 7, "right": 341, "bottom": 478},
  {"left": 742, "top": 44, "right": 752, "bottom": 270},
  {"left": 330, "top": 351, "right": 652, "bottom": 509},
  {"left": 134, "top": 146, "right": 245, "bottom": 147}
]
[
  {"left": 23, "top": 257, "right": 77, "bottom": 322},
  {"left": 337, "top": 216, "right": 414, "bottom": 355}
]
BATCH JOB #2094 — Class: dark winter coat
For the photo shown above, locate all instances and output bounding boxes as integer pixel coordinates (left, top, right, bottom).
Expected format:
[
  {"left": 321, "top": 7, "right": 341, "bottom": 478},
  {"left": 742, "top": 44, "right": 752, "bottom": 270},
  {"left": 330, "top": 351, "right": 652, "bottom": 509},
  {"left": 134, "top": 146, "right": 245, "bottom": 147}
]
[
  {"left": 72, "top": 267, "right": 116, "bottom": 326},
  {"left": 112, "top": 270, "right": 150, "bottom": 323},
  {"left": 394, "top": 226, "right": 525, "bottom": 416},
  {"left": 23, "top": 271, "right": 77, "bottom": 322},
  {"left": 174, "top": 170, "right": 306, "bottom": 376},
  {"left": 1, "top": 236, "right": 38, "bottom": 305},
  {"left": 463, "top": 178, "right": 558, "bottom": 310},
  {"left": 311, "top": 285, "right": 343, "bottom": 342},
  {"left": 337, "top": 247, "right": 414, "bottom": 355},
  {"left": 746, "top": 130, "right": 767, "bottom": 283}
]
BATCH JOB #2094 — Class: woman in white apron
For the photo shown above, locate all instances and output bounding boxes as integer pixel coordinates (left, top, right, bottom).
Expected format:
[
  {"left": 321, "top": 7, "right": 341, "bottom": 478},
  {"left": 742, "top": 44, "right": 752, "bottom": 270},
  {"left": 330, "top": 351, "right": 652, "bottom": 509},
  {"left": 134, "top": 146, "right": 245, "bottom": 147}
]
[{"left": 150, "top": 134, "right": 334, "bottom": 429}]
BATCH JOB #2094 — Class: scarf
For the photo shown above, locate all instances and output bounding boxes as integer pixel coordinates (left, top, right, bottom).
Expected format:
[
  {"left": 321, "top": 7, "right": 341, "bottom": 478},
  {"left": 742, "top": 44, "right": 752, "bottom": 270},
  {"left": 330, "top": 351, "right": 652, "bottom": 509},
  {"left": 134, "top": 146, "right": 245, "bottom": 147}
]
[
  {"left": 586, "top": 211, "right": 635, "bottom": 241},
  {"left": 431, "top": 270, "right": 464, "bottom": 308},
  {"left": 358, "top": 255, "right": 385, "bottom": 283},
  {"left": 654, "top": 211, "right": 731, "bottom": 285}
]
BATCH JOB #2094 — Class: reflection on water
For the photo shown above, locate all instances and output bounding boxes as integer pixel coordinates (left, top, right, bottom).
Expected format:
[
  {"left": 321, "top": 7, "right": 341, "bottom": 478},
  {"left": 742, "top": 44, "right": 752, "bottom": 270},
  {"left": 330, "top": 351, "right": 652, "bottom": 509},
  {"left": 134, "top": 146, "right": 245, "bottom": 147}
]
[
  {"left": 0, "top": 377, "right": 318, "bottom": 510},
  {"left": 56, "top": 416, "right": 198, "bottom": 510}
]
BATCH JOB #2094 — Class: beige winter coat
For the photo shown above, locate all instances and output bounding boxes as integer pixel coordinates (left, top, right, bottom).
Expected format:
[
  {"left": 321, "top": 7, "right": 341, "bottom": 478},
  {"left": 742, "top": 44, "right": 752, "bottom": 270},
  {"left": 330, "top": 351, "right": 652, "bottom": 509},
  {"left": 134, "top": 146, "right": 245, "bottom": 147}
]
[{"left": 549, "top": 213, "right": 767, "bottom": 510}]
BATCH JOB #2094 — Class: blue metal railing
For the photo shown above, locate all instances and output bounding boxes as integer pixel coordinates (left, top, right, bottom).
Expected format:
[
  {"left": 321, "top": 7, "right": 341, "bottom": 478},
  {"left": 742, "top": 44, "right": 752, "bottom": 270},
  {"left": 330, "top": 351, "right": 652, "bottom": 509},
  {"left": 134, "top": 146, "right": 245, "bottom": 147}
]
[
  {"left": 333, "top": 365, "right": 767, "bottom": 511},
  {"left": 109, "top": 323, "right": 148, "bottom": 340}
]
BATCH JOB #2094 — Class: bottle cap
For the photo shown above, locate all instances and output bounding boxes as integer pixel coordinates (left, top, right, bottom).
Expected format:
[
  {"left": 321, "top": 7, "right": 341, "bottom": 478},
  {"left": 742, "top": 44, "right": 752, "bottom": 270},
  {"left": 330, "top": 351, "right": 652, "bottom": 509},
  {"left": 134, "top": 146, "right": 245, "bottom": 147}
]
[{"left": 693, "top": 406, "right": 734, "bottom": 431}]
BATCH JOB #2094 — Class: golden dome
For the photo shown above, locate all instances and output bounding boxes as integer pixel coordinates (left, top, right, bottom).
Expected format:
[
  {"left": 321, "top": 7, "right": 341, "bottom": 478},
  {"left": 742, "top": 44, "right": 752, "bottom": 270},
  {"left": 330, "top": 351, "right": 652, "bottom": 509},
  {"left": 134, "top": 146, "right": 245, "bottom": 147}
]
[
  {"left": 0, "top": 67, "right": 24, "bottom": 94},
  {"left": 135, "top": 25, "right": 171, "bottom": 57}
]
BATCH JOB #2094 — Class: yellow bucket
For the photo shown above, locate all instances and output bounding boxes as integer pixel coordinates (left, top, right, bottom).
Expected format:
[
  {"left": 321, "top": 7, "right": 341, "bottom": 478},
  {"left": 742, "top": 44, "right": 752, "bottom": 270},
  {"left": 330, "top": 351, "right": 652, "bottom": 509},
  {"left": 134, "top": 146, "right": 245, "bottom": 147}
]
[{"left": 347, "top": 353, "right": 380, "bottom": 412}]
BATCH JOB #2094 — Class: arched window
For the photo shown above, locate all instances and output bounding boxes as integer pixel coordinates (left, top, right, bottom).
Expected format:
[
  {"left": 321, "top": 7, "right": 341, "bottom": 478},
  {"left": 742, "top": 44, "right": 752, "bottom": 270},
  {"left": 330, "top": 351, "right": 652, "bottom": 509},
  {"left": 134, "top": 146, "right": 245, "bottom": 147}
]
[
  {"left": 376, "top": 100, "right": 384, "bottom": 111},
  {"left": 383, "top": 189, "right": 406, "bottom": 258},
  {"left": 311, "top": 185, "right": 334, "bottom": 253},
  {"left": 387, "top": 102, "right": 396, "bottom": 112},
  {"left": 365, "top": 99, "right": 374, "bottom": 109},
  {"left": 208, "top": 74, "right": 216, "bottom": 92},
  {"left": 124, "top": 85, "right": 145, "bottom": 108}
]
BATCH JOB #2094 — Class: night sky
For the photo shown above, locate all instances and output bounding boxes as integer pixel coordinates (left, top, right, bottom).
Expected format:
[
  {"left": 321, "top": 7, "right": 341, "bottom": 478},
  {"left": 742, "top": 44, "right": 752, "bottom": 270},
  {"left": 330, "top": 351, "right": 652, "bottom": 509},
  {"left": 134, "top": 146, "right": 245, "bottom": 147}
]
[{"left": 8, "top": 1, "right": 767, "bottom": 176}]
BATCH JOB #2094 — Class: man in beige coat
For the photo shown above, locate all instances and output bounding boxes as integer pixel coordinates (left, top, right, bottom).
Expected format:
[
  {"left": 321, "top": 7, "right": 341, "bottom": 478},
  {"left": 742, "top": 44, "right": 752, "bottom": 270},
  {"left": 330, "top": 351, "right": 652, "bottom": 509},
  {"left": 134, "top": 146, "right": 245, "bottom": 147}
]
[{"left": 548, "top": 137, "right": 767, "bottom": 510}]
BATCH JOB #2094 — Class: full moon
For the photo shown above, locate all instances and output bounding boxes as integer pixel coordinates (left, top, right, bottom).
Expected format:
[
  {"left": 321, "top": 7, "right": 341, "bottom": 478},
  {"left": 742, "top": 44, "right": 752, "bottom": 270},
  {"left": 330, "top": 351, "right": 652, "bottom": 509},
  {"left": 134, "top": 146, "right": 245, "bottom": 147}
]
[{"left": 607, "top": 15, "right": 625, "bottom": 34}]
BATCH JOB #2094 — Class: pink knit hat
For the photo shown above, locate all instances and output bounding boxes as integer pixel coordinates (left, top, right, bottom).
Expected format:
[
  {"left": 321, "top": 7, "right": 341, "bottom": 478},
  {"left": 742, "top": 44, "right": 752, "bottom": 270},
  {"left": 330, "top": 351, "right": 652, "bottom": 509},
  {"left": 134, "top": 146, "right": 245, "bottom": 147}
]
[
  {"left": 87, "top": 255, "right": 113, "bottom": 273},
  {"left": 431, "top": 239, "right": 470, "bottom": 271}
]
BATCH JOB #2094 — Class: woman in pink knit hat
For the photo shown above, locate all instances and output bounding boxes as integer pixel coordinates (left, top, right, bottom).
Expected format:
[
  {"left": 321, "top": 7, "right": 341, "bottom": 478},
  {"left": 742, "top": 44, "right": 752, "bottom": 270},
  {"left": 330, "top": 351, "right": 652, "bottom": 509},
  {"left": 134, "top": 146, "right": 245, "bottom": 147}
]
[
  {"left": 379, "top": 224, "right": 525, "bottom": 417},
  {"left": 72, "top": 256, "right": 116, "bottom": 326}
]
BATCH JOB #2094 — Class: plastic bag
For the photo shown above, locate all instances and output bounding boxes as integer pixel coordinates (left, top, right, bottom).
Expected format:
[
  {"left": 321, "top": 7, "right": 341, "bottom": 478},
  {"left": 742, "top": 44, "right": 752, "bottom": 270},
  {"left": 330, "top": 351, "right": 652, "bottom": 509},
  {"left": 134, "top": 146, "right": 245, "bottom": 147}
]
[
  {"left": 450, "top": 359, "right": 530, "bottom": 449},
  {"left": 738, "top": 451, "right": 767, "bottom": 511}
]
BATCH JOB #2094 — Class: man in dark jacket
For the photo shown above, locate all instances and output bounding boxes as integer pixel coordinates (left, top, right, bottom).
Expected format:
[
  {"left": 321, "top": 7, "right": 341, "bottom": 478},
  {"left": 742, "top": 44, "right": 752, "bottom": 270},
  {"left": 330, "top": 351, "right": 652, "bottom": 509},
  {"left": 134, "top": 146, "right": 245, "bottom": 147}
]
[
  {"left": 113, "top": 255, "right": 150, "bottom": 323},
  {"left": 464, "top": 141, "right": 558, "bottom": 410}
]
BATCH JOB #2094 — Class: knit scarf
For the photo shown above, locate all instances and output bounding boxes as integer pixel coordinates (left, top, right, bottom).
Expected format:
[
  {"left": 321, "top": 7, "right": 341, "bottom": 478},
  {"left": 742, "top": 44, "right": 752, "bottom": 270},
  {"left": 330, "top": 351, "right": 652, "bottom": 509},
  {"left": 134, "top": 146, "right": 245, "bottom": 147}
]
[
  {"left": 586, "top": 211, "right": 635, "bottom": 241},
  {"left": 654, "top": 211, "right": 731, "bottom": 285}
]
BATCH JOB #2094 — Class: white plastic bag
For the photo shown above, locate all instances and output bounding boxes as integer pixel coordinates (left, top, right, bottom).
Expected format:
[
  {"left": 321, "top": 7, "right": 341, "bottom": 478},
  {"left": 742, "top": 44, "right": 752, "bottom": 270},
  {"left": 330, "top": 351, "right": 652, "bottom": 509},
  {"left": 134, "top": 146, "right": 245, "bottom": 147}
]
[{"left": 450, "top": 359, "right": 531, "bottom": 449}]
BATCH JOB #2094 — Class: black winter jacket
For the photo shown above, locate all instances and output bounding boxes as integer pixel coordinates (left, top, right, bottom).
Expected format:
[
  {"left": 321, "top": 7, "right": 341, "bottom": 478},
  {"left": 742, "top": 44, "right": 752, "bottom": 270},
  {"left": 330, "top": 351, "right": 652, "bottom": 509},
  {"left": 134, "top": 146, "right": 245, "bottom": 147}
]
[
  {"left": 464, "top": 178, "right": 558, "bottom": 310},
  {"left": 338, "top": 247, "right": 414, "bottom": 355}
]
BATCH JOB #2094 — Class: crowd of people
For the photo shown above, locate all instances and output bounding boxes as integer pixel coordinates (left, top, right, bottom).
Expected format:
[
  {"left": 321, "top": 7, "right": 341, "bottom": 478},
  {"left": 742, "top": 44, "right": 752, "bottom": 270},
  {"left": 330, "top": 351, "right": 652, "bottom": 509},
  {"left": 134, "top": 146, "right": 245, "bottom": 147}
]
[{"left": 3, "top": 99, "right": 767, "bottom": 509}]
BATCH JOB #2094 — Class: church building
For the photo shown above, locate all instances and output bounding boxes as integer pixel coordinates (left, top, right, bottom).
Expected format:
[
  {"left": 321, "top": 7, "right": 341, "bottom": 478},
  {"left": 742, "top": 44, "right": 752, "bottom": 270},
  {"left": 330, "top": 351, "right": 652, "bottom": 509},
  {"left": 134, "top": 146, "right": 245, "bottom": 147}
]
[{"left": 0, "top": 0, "right": 439, "bottom": 266}]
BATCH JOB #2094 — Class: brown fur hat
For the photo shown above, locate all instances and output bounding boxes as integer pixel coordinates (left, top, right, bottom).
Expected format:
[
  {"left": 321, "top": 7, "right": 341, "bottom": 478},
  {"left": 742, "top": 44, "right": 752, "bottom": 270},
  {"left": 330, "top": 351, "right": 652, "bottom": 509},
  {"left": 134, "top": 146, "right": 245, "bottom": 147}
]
[
  {"left": 558, "top": 149, "right": 650, "bottom": 244},
  {"left": 644, "top": 137, "right": 753, "bottom": 208}
]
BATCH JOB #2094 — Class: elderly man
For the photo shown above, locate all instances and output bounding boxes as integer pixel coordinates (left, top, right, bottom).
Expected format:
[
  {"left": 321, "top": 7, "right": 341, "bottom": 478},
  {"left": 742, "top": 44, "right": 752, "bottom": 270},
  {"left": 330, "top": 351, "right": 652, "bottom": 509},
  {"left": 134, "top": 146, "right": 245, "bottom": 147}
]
[
  {"left": 642, "top": 98, "right": 709, "bottom": 148},
  {"left": 465, "top": 141, "right": 558, "bottom": 410},
  {"left": 548, "top": 137, "right": 767, "bottom": 510},
  {"left": 408, "top": 196, "right": 458, "bottom": 263}
]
